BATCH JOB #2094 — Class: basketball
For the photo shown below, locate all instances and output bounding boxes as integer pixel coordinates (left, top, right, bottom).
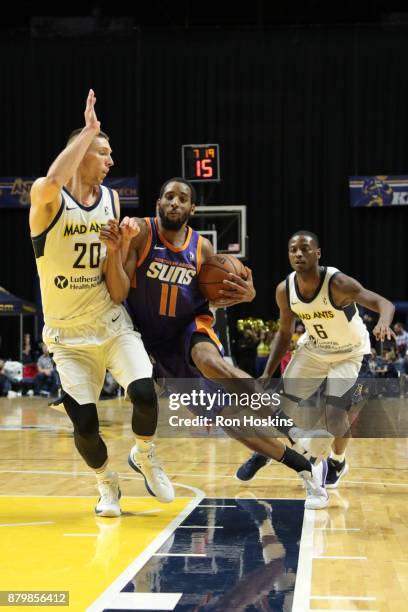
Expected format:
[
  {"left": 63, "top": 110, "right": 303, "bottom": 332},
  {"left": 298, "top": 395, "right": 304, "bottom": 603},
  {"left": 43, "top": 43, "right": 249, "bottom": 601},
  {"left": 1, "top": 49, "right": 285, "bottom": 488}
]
[{"left": 198, "top": 254, "right": 247, "bottom": 301}]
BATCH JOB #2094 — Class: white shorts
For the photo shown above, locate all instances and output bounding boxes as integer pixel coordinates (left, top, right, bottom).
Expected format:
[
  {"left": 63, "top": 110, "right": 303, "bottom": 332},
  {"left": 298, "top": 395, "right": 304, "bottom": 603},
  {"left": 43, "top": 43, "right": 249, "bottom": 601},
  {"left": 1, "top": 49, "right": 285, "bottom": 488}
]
[
  {"left": 43, "top": 305, "right": 152, "bottom": 405},
  {"left": 283, "top": 344, "right": 365, "bottom": 401}
]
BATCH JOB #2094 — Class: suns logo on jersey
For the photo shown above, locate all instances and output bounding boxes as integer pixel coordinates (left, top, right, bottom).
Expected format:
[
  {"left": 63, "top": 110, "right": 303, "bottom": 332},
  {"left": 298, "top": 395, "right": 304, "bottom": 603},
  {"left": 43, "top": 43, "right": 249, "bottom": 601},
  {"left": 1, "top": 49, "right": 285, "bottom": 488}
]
[
  {"left": 146, "top": 261, "right": 196, "bottom": 285},
  {"left": 63, "top": 221, "right": 102, "bottom": 237},
  {"left": 297, "top": 310, "right": 334, "bottom": 320}
]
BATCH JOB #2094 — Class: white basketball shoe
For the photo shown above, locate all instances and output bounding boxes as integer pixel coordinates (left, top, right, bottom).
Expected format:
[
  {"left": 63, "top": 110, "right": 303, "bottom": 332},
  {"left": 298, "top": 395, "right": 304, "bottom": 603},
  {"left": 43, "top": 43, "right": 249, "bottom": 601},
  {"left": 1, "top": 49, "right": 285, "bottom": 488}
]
[
  {"left": 299, "top": 458, "right": 329, "bottom": 510},
  {"left": 95, "top": 471, "right": 121, "bottom": 517},
  {"left": 128, "top": 443, "right": 174, "bottom": 503}
]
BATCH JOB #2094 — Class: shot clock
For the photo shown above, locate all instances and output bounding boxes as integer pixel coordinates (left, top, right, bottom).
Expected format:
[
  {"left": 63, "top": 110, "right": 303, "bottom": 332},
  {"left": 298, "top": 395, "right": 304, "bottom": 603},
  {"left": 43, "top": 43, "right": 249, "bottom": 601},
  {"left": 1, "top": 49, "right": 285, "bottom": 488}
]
[{"left": 182, "top": 144, "right": 220, "bottom": 182}]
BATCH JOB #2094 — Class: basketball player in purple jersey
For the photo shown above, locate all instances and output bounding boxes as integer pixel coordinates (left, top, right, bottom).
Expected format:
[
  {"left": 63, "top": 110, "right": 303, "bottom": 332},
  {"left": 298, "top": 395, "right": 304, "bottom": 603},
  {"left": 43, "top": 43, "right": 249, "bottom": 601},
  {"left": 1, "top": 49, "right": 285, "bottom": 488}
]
[{"left": 101, "top": 179, "right": 330, "bottom": 509}]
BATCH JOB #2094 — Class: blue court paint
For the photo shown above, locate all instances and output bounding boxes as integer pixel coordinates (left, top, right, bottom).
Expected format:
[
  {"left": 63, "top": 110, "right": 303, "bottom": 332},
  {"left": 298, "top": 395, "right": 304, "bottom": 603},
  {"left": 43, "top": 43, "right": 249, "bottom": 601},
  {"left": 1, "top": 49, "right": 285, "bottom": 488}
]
[{"left": 105, "top": 498, "right": 304, "bottom": 612}]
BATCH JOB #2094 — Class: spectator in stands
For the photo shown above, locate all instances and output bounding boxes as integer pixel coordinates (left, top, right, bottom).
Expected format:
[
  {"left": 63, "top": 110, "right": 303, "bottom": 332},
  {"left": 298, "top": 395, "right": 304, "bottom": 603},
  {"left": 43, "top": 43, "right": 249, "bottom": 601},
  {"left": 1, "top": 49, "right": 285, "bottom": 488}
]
[
  {"left": 0, "top": 359, "right": 12, "bottom": 397},
  {"left": 401, "top": 356, "right": 408, "bottom": 397},
  {"left": 393, "top": 322, "right": 408, "bottom": 358},
  {"left": 367, "top": 348, "right": 378, "bottom": 376},
  {"left": 20, "top": 334, "right": 41, "bottom": 394},
  {"left": 255, "top": 329, "right": 270, "bottom": 377},
  {"left": 375, "top": 349, "right": 398, "bottom": 376},
  {"left": 3, "top": 359, "right": 23, "bottom": 395},
  {"left": 22, "top": 333, "right": 40, "bottom": 365},
  {"left": 374, "top": 349, "right": 399, "bottom": 397},
  {"left": 278, "top": 323, "right": 305, "bottom": 375},
  {"left": 265, "top": 329, "right": 275, "bottom": 347},
  {"left": 362, "top": 311, "right": 376, "bottom": 344},
  {"left": 291, "top": 321, "right": 305, "bottom": 345},
  {"left": 34, "top": 343, "right": 58, "bottom": 397},
  {"left": 280, "top": 337, "right": 297, "bottom": 374}
]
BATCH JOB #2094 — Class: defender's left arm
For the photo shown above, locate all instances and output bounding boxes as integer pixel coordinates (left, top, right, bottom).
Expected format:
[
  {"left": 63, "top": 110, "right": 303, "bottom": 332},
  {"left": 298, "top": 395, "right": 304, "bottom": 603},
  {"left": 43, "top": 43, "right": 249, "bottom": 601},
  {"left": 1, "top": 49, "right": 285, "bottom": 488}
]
[{"left": 330, "top": 273, "right": 395, "bottom": 341}]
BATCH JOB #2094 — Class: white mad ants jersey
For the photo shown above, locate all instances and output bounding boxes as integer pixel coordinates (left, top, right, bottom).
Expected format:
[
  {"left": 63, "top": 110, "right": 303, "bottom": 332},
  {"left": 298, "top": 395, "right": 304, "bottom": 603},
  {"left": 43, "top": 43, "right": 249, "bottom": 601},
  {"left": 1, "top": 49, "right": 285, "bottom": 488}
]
[
  {"left": 32, "top": 185, "right": 117, "bottom": 327},
  {"left": 287, "top": 266, "right": 370, "bottom": 357}
]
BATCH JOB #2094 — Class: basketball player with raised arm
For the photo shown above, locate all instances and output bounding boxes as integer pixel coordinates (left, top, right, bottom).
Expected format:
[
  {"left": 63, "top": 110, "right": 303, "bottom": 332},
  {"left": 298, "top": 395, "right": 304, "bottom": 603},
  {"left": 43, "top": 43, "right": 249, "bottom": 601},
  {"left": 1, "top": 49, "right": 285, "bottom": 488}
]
[
  {"left": 236, "top": 230, "right": 395, "bottom": 487},
  {"left": 100, "top": 181, "right": 332, "bottom": 509},
  {"left": 29, "top": 90, "right": 174, "bottom": 517}
]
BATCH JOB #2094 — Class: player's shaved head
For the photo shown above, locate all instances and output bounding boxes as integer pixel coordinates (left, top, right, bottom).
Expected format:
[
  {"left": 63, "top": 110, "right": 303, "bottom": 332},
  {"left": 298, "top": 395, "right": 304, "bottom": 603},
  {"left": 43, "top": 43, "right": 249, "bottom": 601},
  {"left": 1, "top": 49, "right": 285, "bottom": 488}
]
[{"left": 289, "top": 230, "right": 320, "bottom": 248}]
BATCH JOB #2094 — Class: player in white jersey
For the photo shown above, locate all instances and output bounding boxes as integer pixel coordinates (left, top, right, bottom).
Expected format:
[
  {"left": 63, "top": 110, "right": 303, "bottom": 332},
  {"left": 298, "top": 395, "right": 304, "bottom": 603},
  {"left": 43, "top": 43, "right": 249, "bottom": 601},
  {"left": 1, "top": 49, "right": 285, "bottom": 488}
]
[
  {"left": 29, "top": 89, "right": 174, "bottom": 517},
  {"left": 236, "top": 230, "right": 395, "bottom": 488}
]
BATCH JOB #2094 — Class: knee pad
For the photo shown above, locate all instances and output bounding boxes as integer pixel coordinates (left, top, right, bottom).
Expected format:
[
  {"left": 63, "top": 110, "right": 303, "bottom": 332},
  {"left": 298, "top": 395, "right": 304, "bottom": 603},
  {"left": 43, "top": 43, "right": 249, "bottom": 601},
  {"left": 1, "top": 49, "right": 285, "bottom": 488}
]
[
  {"left": 62, "top": 394, "right": 106, "bottom": 469},
  {"left": 127, "top": 378, "right": 157, "bottom": 408},
  {"left": 127, "top": 378, "right": 158, "bottom": 437},
  {"left": 63, "top": 393, "right": 99, "bottom": 436}
]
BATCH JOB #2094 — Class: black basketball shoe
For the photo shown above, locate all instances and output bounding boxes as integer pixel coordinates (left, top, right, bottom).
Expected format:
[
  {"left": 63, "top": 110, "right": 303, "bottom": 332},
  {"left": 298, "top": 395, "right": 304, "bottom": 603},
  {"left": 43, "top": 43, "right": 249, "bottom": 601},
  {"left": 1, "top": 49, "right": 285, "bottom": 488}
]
[
  {"left": 235, "top": 453, "right": 271, "bottom": 481},
  {"left": 325, "top": 458, "right": 349, "bottom": 489}
]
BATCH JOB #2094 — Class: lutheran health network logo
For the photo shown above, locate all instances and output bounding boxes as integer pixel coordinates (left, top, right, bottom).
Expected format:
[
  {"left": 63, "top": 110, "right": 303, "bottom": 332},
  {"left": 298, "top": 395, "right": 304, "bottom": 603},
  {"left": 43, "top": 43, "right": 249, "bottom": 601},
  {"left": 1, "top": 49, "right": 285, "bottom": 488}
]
[
  {"left": 53, "top": 274, "right": 101, "bottom": 290},
  {"left": 54, "top": 275, "right": 68, "bottom": 289}
]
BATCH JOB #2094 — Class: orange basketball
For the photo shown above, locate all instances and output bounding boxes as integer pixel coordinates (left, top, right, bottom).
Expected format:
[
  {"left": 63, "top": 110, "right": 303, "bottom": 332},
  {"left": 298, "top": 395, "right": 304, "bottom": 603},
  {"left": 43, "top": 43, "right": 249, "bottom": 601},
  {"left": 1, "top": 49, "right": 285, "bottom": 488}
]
[{"left": 198, "top": 254, "right": 247, "bottom": 301}]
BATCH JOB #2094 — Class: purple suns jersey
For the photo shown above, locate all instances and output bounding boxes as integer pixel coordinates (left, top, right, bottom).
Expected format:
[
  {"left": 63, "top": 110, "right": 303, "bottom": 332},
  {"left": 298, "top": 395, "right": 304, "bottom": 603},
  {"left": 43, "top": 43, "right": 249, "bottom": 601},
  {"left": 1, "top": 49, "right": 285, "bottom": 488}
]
[{"left": 126, "top": 217, "right": 220, "bottom": 352}]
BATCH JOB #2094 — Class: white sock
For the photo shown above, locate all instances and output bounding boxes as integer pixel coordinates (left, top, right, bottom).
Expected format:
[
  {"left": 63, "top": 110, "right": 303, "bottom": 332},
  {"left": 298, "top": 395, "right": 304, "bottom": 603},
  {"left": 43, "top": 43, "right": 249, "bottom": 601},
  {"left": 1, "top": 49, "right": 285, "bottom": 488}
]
[
  {"left": 135, "top": 437, "right": 154, "bottom": 454},
  {"left": 288, "top": 426, "right": 299, "bottom": 439},
  {"left": 94, "top": 462, "right": 114, "bottom": 484},
  {"left": 330, "top": 451, "right": 346, "bottom": 463}
]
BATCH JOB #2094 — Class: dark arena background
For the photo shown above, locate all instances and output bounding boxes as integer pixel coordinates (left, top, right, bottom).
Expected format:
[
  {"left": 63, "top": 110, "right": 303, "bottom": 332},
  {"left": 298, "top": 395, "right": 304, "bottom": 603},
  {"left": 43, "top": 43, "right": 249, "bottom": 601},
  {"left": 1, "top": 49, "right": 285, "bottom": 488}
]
[{"left": 0, "top": 2, "right": 408, "bottom": 612}]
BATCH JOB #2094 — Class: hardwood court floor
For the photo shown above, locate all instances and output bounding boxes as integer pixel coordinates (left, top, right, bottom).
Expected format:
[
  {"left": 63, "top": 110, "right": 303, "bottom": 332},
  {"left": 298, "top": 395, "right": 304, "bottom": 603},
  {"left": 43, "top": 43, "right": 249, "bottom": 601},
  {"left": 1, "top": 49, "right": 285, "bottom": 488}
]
[{"left": 1, "top": 396, "right": 408, "bottom": 611}]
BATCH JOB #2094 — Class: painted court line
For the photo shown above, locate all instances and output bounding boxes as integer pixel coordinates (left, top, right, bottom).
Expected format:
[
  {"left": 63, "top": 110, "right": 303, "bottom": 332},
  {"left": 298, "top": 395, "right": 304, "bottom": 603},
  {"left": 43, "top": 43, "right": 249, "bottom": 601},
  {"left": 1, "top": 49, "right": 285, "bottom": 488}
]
[
  {"left": 0, "top": 494, "right": 193, "bottom": 499},
  {"left": 154, "top": 553, "right": 207, "bottom": 557},
  {"left": 310, "top": 610, "right": 380, "bottom": 612},
  {"left": 292, "top": 508, "right": 315, "bottom": 612},
  {"left": 0, "top": 469, "right": 96, "bottom": 476},
  {"left": 311, "top": 596, "right": 376, "bottom": 601},
  {"left": 64, "top": 534, "right": 98, "bottom": 537},
  {"left": 177, "top": 525, "right": 223, "bottom": 529},
  {"left": 0, "top": 469, "right": 161, "bottom": 483},
  {"left": 108, "top": 592, "right": 182, "bottom": 611},
  {"left": 314, "top": 555, "right": 367, "bottom": 560},
  {"left": 0, "top": 426, "right": 71, "bottom": 431},
  {"left": 198, "top": 504, "right": 236, "bottom": 508},
  {"left": 316, "top": 527, "right": 361, "bottom": 532},
  {"left": 0, "top": 521, "right": 54, "bottom": 527},
  {"left": 342, "top": 478, "right": 408, "bottom": 487},
  {"left": 86, "top": 483, "right": 205, "bottom": 612},
  {"left": 2, "top": 468, "right": 408, "bottom": 488},
  {"left": 234, "top": 497, "right": 301, "bottom": 500},
  {"left": 173, "top": 471, "right": 301, "bottom": 481},
  {"left": 164, "top": 471, "right": 408, "bottom": 487}
]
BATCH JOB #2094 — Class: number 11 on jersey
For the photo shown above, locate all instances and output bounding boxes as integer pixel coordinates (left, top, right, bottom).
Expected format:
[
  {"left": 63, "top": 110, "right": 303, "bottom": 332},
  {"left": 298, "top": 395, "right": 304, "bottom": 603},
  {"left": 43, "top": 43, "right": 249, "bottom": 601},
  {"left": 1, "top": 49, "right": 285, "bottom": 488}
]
[{"left": 159, "top": 283, "right": 178, "bottom": 317}]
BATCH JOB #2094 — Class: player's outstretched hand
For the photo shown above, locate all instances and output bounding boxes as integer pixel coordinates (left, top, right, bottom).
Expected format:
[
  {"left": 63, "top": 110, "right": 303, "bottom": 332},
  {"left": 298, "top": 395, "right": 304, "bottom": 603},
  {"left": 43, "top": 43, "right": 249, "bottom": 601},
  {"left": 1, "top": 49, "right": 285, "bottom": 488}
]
[
  {"left": 84, "top": 89, "right": 100, "bottom": 132},
  {"left": 373, "top": 320, "right": 396, "bottom": 342},
  {"left": 100, "top": 219, "right": 121, "bottom": 252},
  {"left": 216, "top": 266, "right": 256, "bottom": 306},
  {"left": 120, "top": 216, "right": 141, "bottom": 242}
]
